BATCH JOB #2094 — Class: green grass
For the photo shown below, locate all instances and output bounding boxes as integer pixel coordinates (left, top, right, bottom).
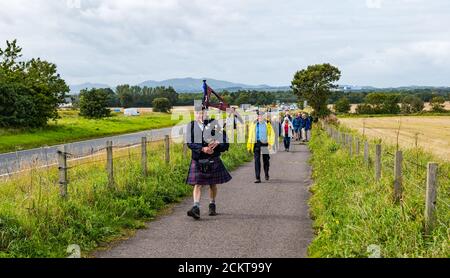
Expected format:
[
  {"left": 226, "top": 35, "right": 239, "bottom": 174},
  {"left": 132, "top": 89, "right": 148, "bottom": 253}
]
[
  {"left": 0, "top": 110, "right": 180, "bottom": 153},
  {"left": 307, "top": 128, "right": 449, "bottom": 258},
  {"left": 0, "top": 140, "right": 252, "bottom": 258}
]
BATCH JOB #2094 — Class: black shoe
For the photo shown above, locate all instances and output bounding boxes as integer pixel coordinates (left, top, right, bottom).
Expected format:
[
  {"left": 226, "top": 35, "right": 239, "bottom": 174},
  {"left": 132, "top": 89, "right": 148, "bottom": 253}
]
[
  {"left": 255, "top": 179, "right": 262, "bottom": 184},
  {"left": 187, "top": 206, "right": 200, "bottom": 220},
  {"left": 265, "top": 175, "right": 270, "bottom": 181},
  {"left": 209, "top": 203, "right": 217, "bottom": 216}
]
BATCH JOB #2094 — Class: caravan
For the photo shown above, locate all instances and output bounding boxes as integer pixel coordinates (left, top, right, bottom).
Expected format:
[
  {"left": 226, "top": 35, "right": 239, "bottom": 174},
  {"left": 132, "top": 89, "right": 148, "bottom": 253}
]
[{"left": 124, "top": 108, "right": 140, "bottom": 116}]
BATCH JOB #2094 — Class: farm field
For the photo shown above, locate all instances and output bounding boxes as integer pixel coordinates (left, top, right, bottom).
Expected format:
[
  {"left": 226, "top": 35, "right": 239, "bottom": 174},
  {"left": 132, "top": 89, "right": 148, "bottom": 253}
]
[
  {"left": 0, "top": 110, "right": 181, "bottom": 154},
  {"left": 339, "top": 116, "right": 450, "bottom": 161}
]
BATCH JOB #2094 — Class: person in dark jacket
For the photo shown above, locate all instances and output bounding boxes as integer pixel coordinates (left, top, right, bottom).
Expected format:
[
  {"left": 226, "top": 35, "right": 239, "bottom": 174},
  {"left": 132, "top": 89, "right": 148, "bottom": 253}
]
[
  {"left": 292, "top": 113, "right": 302, "bottom": 141},
  {"left": 185, "top": 108, "right": 232, "bottom": 220},
  {"left": 302, "top": 113, "right": 312, "bottom": 142}
]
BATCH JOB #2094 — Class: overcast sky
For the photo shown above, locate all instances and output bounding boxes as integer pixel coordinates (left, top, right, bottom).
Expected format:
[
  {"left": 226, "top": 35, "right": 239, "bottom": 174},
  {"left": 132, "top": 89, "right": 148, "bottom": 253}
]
[{"left": 1, "top": 0, "right": 449, "bottom": 87}]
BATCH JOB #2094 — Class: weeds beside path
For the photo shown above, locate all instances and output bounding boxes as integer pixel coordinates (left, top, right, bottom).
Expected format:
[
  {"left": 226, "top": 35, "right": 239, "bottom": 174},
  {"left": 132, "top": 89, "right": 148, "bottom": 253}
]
[{"left": 308, "top": 128, "right": 449, "bottom": 258}]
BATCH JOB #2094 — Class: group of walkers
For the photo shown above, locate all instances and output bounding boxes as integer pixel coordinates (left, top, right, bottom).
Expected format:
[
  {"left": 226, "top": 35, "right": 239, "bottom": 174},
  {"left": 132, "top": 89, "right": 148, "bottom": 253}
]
[
  {"left": 280, "top": 112, "right": 313, "bottom": 152},
  {"left": 185, "top": 106, "right": 313, "bottom": 220}
]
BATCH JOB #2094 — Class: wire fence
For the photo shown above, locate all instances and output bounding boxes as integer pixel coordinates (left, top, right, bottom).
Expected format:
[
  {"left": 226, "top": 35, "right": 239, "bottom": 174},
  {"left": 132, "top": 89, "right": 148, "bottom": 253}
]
[
  {"left": 0, "top": 125, "right": 187, "bottom": 177},
  {"left": 322, "top": 122, "right": 450, "bottom": 236}
]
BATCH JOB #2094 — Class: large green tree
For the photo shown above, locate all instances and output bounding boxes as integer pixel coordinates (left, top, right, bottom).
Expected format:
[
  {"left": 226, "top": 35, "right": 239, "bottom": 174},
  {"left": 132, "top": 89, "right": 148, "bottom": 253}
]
[
  {"left": 0, "top": 40, "right": 68, "bottom": 128},
  {"left": 291, "top": 63, "right": 341, "bottom": 117}
]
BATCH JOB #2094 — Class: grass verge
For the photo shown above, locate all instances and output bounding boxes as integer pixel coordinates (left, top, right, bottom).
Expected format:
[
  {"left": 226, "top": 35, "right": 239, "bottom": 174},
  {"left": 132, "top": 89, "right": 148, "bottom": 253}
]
[
  {"left": 0, "top": 110, "right": 179, "bottom": 154},
  {"left": 0, "top": 140, "right": 252, "bottom": 258},
  {"left": 307, "top": 128, "right": 449, "bottom": 258}
]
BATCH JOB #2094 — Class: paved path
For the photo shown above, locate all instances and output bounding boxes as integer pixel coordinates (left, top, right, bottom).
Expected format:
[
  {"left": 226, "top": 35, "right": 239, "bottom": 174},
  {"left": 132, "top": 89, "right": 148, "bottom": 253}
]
[{"left": 96, "top": 142, "right": 313, "bottom": 258}]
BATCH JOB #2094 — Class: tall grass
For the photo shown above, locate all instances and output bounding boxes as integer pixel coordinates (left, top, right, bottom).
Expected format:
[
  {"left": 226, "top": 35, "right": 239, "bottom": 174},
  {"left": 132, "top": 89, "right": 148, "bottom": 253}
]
[
  {"left": 308, "top": 128, "right": 449, "bottom": 258},
  {"left": 0, "top": 140, "right": 252, "bottom": 258}
]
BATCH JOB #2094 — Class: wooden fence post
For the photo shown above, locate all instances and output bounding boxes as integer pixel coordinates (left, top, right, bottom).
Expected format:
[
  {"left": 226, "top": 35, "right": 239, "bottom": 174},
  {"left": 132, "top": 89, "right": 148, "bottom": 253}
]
[
  {"left": 425, "top": 163, "right": 438, "bottom": 235},
  {"left": 57, "top": 146, "right": 68, "bottom": 198},
  {"left": 165, "top": 135, "right": 170, "bottom": 164},
  {"left": 364, "top": 141, "right": 369, "bottom": 166},
  {"left": 394, "top": 151, "right": 403, "bottom": 203},
  {"left": 141, "top": 137, "right": 148, "bottom": 177},
  {"left": 183, "top": 142, "right": 188, "bottom": 157},
  {"left": 375, "top": 144, "right": 382, "bottom": 181},
  {"left": 106, "top": 141, "right": 114, "bottom": 188},
  {"left": 183, "top": 127, "right": 188, "bottom": 156},
  {"left": 349, "top": 136, "right": 353, "bottom": 157},
  {"left": 356, "top": 139, "right": 360, "bottom": 156}
]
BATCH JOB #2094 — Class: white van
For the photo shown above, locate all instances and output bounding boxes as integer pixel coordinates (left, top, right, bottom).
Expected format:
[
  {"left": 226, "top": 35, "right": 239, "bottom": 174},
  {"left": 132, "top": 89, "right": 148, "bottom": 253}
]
[{"left": 124, "top": 108, "right": 140, "bottom": 116}]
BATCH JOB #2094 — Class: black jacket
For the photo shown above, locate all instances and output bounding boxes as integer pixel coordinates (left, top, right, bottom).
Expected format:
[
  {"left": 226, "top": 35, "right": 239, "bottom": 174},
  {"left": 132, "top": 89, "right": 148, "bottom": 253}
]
[{"left": 186, "top": 120, "right": 229, "bottom": 161}]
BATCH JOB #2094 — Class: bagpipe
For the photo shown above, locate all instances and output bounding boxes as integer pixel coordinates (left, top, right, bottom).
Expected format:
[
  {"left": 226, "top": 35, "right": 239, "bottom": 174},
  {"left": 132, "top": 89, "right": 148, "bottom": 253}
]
[{"left": 202, "top": 80, "right": 243, "bottom": 124}]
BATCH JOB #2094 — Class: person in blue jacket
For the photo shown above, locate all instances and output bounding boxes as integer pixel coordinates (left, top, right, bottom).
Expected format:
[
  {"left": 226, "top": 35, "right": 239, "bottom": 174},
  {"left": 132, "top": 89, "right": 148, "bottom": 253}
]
[
  {"left": 302, "top": 113, "right": 312, "bottom": 142},
  {"left": 292, "top": 113, "right": 302, "bottom": 141}
]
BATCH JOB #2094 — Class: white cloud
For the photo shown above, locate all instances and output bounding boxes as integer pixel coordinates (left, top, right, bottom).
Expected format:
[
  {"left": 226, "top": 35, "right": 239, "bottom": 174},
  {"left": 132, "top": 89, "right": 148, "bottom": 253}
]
[
  {"left": 366, "top": 0, "right": 383, "bottom": 9},
  {"left": 0, "top": 0, "right": 449, "bottom": 87}
]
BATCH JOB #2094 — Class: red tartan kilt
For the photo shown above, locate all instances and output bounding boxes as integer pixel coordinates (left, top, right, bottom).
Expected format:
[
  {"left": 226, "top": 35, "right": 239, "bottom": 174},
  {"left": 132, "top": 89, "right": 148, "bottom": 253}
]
[{"left": 186, "top": 157, "right": 232, "bottom": 186}]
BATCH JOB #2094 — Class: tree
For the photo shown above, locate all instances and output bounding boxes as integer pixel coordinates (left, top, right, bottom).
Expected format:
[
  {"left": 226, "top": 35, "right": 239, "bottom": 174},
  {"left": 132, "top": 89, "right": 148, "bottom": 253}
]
[
  {"left": 358, "top": 93, "right": 400, "bottom": 114},
  {"left": 79, "top": 88, "right": 112, "bottom": 119},
  {"left": 152, "top": 98, "right": 172, "bottom": 113},
  {"left": 401, "top": 95, "right": 424, "bottom": 114},
  {"left": 0, "top": 40, "right": 68, "bottom": 128},
  {"left": 291, "top": 63, "right": 341, "bottom": 118},
  {"left": 382, "top": 94, "right": 401, "bottom": 114},
  {"left": 430, "top": 96, "right": 446, "bottom": 112},
  {"left": 153, "top": 86, "right": 179, "bottom": 106},
  {"left": 334, "top": 97, "right": 351, "bottom": 113},
  {"left": 116, "top": 84, "right": 134, "bottom": 108},
  {"left": 355, "top": 103, "right": 374, "bottom": 114}
]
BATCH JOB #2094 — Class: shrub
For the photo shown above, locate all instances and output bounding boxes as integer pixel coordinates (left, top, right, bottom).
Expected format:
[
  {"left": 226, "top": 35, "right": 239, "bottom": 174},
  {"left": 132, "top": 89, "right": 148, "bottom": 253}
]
[
  {"left": 152, "top": 98, "right": 172, "bottom": 113},
  {"left": 79, "top": 88, "right": 112, "bottom": 119},
  {"left": 430, "top": 96, "right": 446, "bottom": 112},
  {"left": 335, "top": 97, "right": 351, "bottom": 113},
  {"left": 323, "top": 114, "right": 340, "bottom": 125},
  {"left": 401, "top": 95, "right": 424, "bottom": 114},
  {"left": 356, "top": 93, "right": 400, "bottom": 114}
]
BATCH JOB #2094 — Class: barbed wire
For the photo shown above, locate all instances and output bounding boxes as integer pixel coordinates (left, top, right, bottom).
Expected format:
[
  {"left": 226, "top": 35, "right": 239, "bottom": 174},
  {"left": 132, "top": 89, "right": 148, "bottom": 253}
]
[{"left": 68, "top": 158, "right": 108, "bottom": 168}]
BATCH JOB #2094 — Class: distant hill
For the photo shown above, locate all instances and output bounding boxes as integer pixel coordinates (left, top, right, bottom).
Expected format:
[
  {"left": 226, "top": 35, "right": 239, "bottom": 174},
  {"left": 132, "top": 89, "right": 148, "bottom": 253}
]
[
  {"left": 69, "top": 83, "right": 111, "bottom": 95},
  {"left": 138, "top": 77, "right": 287, "bottom": 93},
  {"left": 69, "top": 79, "right": 449, "bottom": 95}
]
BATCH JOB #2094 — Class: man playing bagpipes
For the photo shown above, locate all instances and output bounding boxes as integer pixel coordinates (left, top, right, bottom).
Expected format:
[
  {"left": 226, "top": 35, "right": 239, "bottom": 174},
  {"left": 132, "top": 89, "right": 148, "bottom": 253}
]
[{"left": 185, "top": 81, "right": 241, "bottom": 220}]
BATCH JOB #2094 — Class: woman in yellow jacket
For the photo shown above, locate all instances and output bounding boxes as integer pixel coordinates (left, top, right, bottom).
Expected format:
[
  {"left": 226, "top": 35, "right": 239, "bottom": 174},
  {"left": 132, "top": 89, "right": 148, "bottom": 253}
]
[{"left": 247, "top": 112, "right": 276, "bottom": 183}]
